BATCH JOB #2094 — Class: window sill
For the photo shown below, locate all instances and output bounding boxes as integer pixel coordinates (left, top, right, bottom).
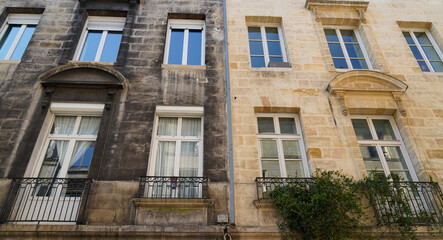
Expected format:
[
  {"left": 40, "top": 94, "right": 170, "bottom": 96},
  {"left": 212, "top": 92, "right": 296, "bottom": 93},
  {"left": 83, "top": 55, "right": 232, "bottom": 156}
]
[
  {"left": 0, "top": 59, "right": 20, "bottom": 64},
  {"left": 161, "top": 64, "right": 206, "bottom": 70},
  {"left": 249, "top": 67, "right": 293, "bottom": 71},
  {"left": 333, "top": 68, "right": 377, "bottom": 73},
  {"left": 423, "top": 71, "right": 443, "bottom": 76},
  {"left": 69, "top": 60, "right": 115, "bottom": 66}
]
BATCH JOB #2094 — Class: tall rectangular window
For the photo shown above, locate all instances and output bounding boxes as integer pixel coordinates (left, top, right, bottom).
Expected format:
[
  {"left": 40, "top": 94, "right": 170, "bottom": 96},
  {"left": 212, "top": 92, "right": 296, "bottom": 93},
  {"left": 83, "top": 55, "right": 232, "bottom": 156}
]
[
  {"left": 74, "top": 17, "right": 125, "bottom": 62},
  {"left": 248, "top": 25, "right": 288, "bottom": 67},
  {"left": 324, "top": 28, "right": 372, "bottom": 70},
  {"left": 402, "top": 30, "right": 443, "bottom": 72},
  {"left": 164, "top": 19, "right": 205, "bottom": 65},
  {"left": 256, "top": 114, "right": 309, "bottom": 178},
  {"left": 0, "top": 14, "right": 40, "bottom": 60},
  {"left": 351, "top": 116, "right": 418, "bottom": 181}
]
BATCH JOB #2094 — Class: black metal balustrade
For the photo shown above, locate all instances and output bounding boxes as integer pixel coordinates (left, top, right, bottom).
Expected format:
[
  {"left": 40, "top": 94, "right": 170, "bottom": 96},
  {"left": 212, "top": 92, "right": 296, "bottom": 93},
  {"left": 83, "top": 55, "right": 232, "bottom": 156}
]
[
  {"left": 255, "top": 177, "right": 443, "bottom": 225},
  {"left": 0, "top": 178, "right": 92, "bottom": 224},
  {"left": 139, "top": 176, "right": 209, "bottom": 199}
]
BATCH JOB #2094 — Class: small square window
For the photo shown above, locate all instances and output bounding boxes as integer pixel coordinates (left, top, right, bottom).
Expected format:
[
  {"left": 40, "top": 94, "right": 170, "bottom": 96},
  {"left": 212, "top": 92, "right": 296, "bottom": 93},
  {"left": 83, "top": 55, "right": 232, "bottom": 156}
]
[
  {"left": 73, "top": 17, "right": 125, "bottom": 62},
  {"left": 164, "top": 19, "right": 205, "bottom": 65},
  {"left": 324, "top": 27, "right": 372, "bottom": 70},
  {"left": 402, "top": 29, "right": 443, "bottom": 72},
  {"left": 247, "top": 25, "right": 288, "bottom": 68},
  {"left": 0, "top": 14, "right": 40, "bottom": 60}
]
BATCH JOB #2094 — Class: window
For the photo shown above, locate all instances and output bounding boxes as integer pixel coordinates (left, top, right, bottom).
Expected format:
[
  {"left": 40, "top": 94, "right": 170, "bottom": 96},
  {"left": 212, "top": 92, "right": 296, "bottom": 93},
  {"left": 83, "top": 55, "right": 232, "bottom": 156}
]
[
  {"left": 164, "top": 19, "right": 205, "bottom": 65},
  {"left": 248, "top": 25, "right": 288, "bottom": 67},
  {"left": 0, "top": 14, "right": 40, "bottom": 60},
  {"left": 74, "top": 17, "right": 125, "bottom": 62},
  {"left": 324, "top": 27, "right": 372, "bottom": 70},
  {"left": 351, "top": 116, "right": 417, "bottom": 181},
  {"left": 257, "top": 114, "right": 309, "bottom": 178},
  {"left": 402, "top": 30, "right": 443, "bottom": 72},
  {"left": 31, "top": 103, "right": 104, "bottom": 183}
]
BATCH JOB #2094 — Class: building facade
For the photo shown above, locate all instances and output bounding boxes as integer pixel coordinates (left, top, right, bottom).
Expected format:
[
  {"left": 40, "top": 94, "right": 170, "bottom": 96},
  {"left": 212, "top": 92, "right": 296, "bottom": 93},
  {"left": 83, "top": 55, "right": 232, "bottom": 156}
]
[{"left": 0, "top": 0, "right": 442, "bottom": 239}]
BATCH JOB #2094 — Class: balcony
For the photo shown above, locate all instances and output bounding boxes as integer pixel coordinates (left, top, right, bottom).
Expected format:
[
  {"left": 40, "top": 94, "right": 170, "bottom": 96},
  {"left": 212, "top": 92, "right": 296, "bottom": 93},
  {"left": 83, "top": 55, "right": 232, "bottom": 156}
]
[
  {"left": 138, "top": 176, "right": 209, "bottom": 199},
  {"left": 0, "top": 178, "right": 92, "bottom": 224},
  {"left": 255, "top": 177, "right": 443, "bottom": 225}
]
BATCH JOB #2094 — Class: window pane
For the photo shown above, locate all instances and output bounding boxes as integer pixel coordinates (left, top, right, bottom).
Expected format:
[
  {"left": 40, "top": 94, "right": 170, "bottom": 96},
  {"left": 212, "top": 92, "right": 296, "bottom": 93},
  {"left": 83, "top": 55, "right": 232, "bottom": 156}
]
[
  {"left": 248, "top": 27, "right": 262, "bottom": 40},
  {"left": 260, "top": 140, "right": 278, "bottom": 159},
  {"left": 269, "top": 56, "right": 283, "bottom": 62},
  {"left": 422, "top": 46, "right": 441, "bottom": 61},
  {"left": 430, "top": 61, "right": 443, "bottom": 72},
  {"left": 265, "top": 27, "right": 280, "bottom": 41},
  {"left": 402, "top": 32, "right": 414, "bottom": 44},
  {"left": 168, "top": 29, "right": 184, "bottom": 64},
  {"left": 345, "top": 44, "right": 364, "bottom": 58},
  {"left": 418, "top": 61, "right": 430, "bottom": 72},
  {"left": 100, "top": 31, "right": 122, "bottom": 62},
  {"left": 0, "top": 25, "right": 21, "bottom": 59},
  {"left": 351, "top": 119, "right": 373, "bottom": 140},
  {"left": 279, "top": 118, "right": 296, "bottom": 134},
  {"left": 332, "top": 58, "right": 348, "bottom": 69},
  {"left": 261, "top": 160, "right": 280, "bottom": 177},
  {"left": 38, "top": 140, "right": 69, "bottom": 178},
  {"left": 67, "top": 141, "right": 95, "bottom": 178},
  {"left": 340, "top": 30, "right": 357, "bottom": 43},
  {"left": 382, "top": 146, "right": 408, "bottom": 170},
  {"left": 249, "top": 41, "right": 264, "bottom": 55},
  {"left": 285, "top": 160, "right": 304, "bottom": 177},
  {"left": 10, "top": 25, "right": 36, "bottom": 60},
  {"left": 360, "top": 146, "right": 383, "bottom": 170},
  {"left": 251, "top": 56, "right": 265, "bottom": 67},
  {"left": 179, "top": 142, "right": 198, "bottom": 177},
  {"left": 324, "top": 29, "right": 339, "bottom": 42},
  {"left": 158, "top": 117, "right": 178, "bottom": 136},
  {"left": 257, "top": 117, "right": 275, "bottom": 133},
  {"left": 181, "top": 118, "right": 201, "bottom": 137},
  {"left": 79, "top": 30, "right": 102, "bottom": 61},
  {"left": 154, "top": 141, "right": 176, "bottom": 176},
  {"left": 51, "top": 116, "right": 76, "bottom": 134},
  {"left": 282, "top": 140, "right": 301, "bottom": 159},
  {"left": 414, "top": 32, "right": 432, "bottom": 45},
  {"left": 78, "top": 116, "right": 101, "bottom": 135},
  {"left": 390, "top": 171, "right": 412, "bottom": 182},
  {"left": 409, "top": 46, "right": 423, "bottom": 60},
  {"left": 267, "top": 41, "right": 282, "bottom": 56},
  {"left": 372, "top": 119, "right": 396, "bottom": 140},
  {"left": 328, "top": 43, "right": 345, "bottom": 57},
  {"left": 350, "top": 59, "right": 368, "bottom": 69},
  {"left": 187, "top": 29, "right": 202, "bottom": 65}
]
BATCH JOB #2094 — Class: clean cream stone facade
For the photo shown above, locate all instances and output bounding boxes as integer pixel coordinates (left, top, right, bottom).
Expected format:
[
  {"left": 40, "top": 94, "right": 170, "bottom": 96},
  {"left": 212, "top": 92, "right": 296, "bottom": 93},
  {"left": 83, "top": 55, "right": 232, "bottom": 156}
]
[{"left": 227, "top": 0, "right": 443, "bottom": 238}]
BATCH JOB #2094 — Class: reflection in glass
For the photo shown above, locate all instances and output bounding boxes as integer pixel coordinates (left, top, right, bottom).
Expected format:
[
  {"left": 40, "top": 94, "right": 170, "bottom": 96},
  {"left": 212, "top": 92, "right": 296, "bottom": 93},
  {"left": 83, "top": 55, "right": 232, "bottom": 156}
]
[
  {"left": 285, "top": 160, "right": 304, "bottom": 177},
  {"left": 324, "top": 29, "right": 339, "bottom": 42},
  {"left": 402, "top": 32, "right": 414, "bottom": 44},
  {"left": 249, "top": 41, "right": 264, "bottom": 55},
  {"left": 168, "top": 29, "right": 184, "bottom": 64},
  {"left": 79, "top": 30, "right": 102, "bottom": 61},
  {"left": 251, "top": 56, "right": 265, "bottom": 67},
  {"left": 431, "top": 61, "right": 443, "bottom": 72},
  {"left": 414, "top": 32, "right": 432, "bottom": 45},
  {"left": 267, "top": 41, "right": 282, "bottom": 56},
  {"left": 262, "top": 160, "right": 280, "bottom": 177},
  {"left": 282, "top": 140, "right": 301, "bottom": 159},
  {"left": 340, "top": 30, "right": 357, "bottom": 43},
  {"left": 279, "top": 118, "right": 296, "bottom": 134},
  {"left": 260, "top": 140, "right": 278, "bottom": 159},
  {"left": 373, "top": 119, "right": 396, "bottom": 140},
  {"left": 351, "top": 119, "right": 372, "bottom": 140},
  {"left": 265, "top": 27, "right": 279, "bottom": 40},
  {"left": 257, "top": 117, "right": 275, "bottom": 133},
  {"left": 332, "top": 58, "right": 348, "bottom": 69},
  {"left": 248, "top": 27, "right": 261, "bottom": 40},
  {"left": 67, "top": 141, "right": 95, "bottom": 178},
  {"left": 360, "top": 146, "right": 383, "bottom": 170},
  {"left": 422, "top": 46, "right": 441, "bottom": 61},
  {"left": 10, "top": 26, "right": 36, "bottom": 60},
  {"left": 0, "top": 25, "right": 21, "bottom": 59},
  {"left": 328, "top": 43, "right": 345, "bottom": 57},
  {"left": 100, "top": 31, "right": 122, "bottom": 62},
  {"left": 187, "top": 29, "right": 202, "bottom": 65},
  {"left": 409, "top": 46, "right": 423, "bottom": 60}
]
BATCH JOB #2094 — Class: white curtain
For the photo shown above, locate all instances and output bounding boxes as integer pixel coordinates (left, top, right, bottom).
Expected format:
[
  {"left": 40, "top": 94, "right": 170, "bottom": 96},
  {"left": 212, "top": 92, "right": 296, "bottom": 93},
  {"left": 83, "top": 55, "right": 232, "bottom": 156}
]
[
  {"left": 181, "top": 118, "right": 201, "bottom": 137},
  {"left": 179, "top": 142, "right": 198, "bottom": 177},
  {"left": 51, "top": 116, "right": 76, "bottom": 134},
  {"left": 38, "top": 140, "right": 69, "bottom": 178},
  {"left": 158, "top": 117, "right": 177, "bottom": 136},
  {"left": 78, "top": 116, "right": 101, "bottom": 135},
  {"left": 67, "top": 141, "right": 94, "bottom": 178},
  {"left": 155, "top": 141, "right": 176, "bottom": 176}
]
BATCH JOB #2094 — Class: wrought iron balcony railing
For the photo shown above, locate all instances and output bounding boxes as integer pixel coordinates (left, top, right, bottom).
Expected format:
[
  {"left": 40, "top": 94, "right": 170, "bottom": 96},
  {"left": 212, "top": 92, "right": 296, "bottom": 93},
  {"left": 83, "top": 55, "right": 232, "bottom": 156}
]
[
  {"left": 255, "top": 177, "right": 443, "bottom": 225},
  {"left": 0, "top": 178, "right": 92, "bottom": 224},
  {"left": 139, "top": 176, "right": 209, "bottom": 199}
]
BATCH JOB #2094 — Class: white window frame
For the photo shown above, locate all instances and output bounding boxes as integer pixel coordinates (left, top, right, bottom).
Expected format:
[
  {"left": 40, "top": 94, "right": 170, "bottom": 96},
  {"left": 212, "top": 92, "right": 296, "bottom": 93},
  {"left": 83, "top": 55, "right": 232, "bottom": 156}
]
[
  {"left": 73, "top": 16, "right": 125, "bottom": 62},
  {"left": 247, "top": 24, "right": 288, "bottom": 68},
  {"left": 147, "top": 106, "right": 204, "bottom": 177},
  {"left": 163, "top": 19, "right": 206, "bottom": 65},
  {"left": 26, "top": 103, "right": 104, "bottom": 178},
  {"left": 352, "top": 115, "right": 418, "bottom": 181},
  {"left": 324, "top": 26, "right": 373, "bottom": 70},
  {"left": 402, "top": 29, "right": 443, "bottom": 72},
  {"left": 256, "top": 114, "right": 309, "bottom": 178},
  {"left": 0, "top": 14, "right": 40, "bottom": 60}
]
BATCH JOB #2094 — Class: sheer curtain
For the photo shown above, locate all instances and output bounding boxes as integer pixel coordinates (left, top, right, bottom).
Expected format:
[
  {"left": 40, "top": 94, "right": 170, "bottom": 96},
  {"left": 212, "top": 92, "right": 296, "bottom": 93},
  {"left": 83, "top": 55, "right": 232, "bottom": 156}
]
[
  {"left": 68, "top": 141, "right": 94, "bottom": 178},
  {"left": 155, "top": 141, "right": 176, "bottom": 176},
  {"left": 158, "top": 117, "right": 177, "bottom": 136},
  {"left": 38, "top": 140, "right": 69, "bottom": 178},
  {"left": 181, "top": 118, "right": 201, "bottom": 137},
  {"left": 78, "top": 116, "right": 101, "bottom": 135},
  {"left": 51, "top": 116, "right": 76, "bottom": 134}
]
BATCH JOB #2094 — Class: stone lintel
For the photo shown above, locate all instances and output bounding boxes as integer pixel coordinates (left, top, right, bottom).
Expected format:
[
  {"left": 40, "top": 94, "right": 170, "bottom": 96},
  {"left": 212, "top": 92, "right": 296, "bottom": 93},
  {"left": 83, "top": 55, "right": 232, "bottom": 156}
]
[
  {"left": 132, "top": 198, "right": 215, "bottom": 209},
  {"left": 305, "top": 0, "right": 369, "bottom": 10}
]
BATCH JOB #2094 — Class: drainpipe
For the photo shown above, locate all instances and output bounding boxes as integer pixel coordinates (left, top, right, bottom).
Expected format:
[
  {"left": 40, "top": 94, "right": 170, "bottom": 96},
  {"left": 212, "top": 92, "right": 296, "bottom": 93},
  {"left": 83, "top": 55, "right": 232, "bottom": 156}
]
[{"left": 223, "top": 0, "right": 235, "bottom": 225}]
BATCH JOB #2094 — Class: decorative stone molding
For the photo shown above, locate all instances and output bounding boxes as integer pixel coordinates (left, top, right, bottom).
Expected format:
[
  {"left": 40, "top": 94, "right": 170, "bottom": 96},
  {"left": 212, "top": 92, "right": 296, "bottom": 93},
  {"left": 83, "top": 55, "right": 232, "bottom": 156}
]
[
  {"left": 327, "top": 70, "right": 408, "bottom": 116},
  {"left": 105, "top": 88, "right": 117, "bottom": 110},
  {"left": 357, "top": 9, "right": 366, "bottom": 23},
  {"left": 305, "top": 0, "right": 369, "bottom": 26},
  {"left": 41, "top": 86, "right": 55, "bottom": 109},
  {"left": 253, "top": 199, "right": 275, "bottom": 209}
]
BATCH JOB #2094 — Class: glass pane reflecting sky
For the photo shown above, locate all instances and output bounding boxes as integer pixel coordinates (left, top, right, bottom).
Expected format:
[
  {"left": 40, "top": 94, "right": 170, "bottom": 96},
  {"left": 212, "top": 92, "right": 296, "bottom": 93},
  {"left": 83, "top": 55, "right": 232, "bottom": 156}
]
[
  {"left": 168, "top": 29, "right": 184, "bottom": 64},
  {"left": 0, "top": 25, "right": 21, "bottom": 59},
  {"left": 187, "top": 29, "right": 202, "bottom": 65},
  {"left": 79, "top": 30, "right": 102, "bottom": 61},
  {"left": 10, "top": 25, "right": 36, "bottom": 60},
  {"left": 100, "top": 31, "right": 122, "bottom": 62}
]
